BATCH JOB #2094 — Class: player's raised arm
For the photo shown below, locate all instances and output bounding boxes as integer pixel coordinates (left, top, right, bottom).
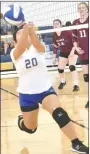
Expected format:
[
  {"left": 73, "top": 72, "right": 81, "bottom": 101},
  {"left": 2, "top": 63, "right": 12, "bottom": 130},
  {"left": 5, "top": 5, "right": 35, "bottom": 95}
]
[
  {"left": 29, "top": 22, "right": 45, "bottom": 53},
  {"left": 13, "top": 24, "right": 30, "bottom": 60}
]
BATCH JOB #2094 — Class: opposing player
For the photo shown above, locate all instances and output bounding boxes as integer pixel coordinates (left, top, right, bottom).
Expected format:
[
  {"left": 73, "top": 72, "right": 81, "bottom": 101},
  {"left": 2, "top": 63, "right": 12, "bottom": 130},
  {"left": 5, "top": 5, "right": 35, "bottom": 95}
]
[
  {"left": 72, "top": 2, "right": 89, "bottom": 108},
  {"left": 10, "top": 23, "right": 88, "bottom": 153},
  {"left": 53, "top": 19, "right": 79, "bottom": 91},
  {"left": 65, "top": 21, "right": 72, "bottom": 26}
]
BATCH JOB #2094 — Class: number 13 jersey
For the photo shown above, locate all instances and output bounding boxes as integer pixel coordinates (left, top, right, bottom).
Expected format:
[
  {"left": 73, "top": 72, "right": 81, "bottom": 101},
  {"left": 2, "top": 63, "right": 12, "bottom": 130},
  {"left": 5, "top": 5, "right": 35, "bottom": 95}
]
[{"left": 10, "top": 45, "right": 52, "bottom": 94}]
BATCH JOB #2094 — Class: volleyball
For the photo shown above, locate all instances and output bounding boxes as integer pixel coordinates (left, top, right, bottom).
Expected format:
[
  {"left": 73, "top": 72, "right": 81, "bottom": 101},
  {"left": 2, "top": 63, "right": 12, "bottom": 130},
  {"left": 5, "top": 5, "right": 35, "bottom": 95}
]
[{"left": 3, "top": 4, "right": 25, "bottom": 25}]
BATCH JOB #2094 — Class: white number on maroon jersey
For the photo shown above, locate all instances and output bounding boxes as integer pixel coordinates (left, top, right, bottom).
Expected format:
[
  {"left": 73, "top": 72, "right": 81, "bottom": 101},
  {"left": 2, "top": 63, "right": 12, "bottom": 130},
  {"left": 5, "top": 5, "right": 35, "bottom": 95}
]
[{"left": 79, "top": 30, "right": 86, "bottom": 38}]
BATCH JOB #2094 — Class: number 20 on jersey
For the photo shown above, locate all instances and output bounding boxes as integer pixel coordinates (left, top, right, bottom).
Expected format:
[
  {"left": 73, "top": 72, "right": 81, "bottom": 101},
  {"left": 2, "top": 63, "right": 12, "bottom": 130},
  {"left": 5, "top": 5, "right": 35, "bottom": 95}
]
[{"left": 25, "top": 58, "right": 38, "bottom": 68}]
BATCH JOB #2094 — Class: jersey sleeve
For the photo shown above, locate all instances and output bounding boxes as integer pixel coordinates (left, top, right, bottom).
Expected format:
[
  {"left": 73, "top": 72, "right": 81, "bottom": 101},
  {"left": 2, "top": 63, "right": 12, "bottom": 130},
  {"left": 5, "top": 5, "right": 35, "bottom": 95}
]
[
  {"left": 52, "top": 33, "right": 57, "bottom": 46},
  {"left": 52, "top": 33, "right": 58, "bottom": 54},
  {"left": 53, "top": 46, "right": 57, "bottom": 54}
]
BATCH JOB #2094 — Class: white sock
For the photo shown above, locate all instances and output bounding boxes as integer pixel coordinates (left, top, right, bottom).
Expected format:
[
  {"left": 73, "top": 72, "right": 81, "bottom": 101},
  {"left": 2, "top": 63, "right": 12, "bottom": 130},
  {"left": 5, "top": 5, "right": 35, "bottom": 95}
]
[
  {"left": 74, "top": 80, "right": 78, "bottom": 86},
  {"left": 61, "top": 78, "right": 66, "bottom": 83}
]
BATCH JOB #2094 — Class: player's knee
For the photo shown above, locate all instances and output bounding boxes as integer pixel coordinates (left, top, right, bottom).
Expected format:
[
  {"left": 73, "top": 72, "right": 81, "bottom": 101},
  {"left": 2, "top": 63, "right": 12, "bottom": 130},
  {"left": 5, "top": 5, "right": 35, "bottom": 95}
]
[
  {"left": 58, "top": 69, "right": 64, "bottom": 73},
  {"left": 18, "top": 120, "right": 37, "bottom": 134},
  {"left": 83, "top": 74, "right": 89, "bottom": 82},
  {"left": 23, "top": 125, "right": 37, "bottom": 134},
  {"left": 52, "top": 107, "right": 71, "bottom": 128},
  {"left": 69, "top": 65, "right": 76, "bottom": 72},
  {"left": 22, "top": 124, "right": 37, "bottom": 134}
]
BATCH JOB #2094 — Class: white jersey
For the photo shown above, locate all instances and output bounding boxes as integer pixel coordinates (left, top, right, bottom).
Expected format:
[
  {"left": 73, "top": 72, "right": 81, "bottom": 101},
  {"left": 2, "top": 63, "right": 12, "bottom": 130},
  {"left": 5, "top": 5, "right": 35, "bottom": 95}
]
[{"left": 10, "top": 45, "right": 52, "bottom": 94}]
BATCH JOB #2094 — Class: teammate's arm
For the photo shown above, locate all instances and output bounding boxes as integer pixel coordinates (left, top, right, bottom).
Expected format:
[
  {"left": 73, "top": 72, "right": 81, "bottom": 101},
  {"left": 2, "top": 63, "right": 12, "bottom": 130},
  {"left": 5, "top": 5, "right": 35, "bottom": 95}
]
[
  {"left": 73, "top": 42, "right": 84, "bottom": 54},
  {"left": 69, "top": 47, "right": 76, "bottom": 57},
  {"left": 29, "top": 23, "right": 45, "bottom": 53},
  {"left": 52, "top": 34, "right": 58, "bottom": 63},
  {"left": 72, "top": 21, "right": 84, "bottom": 55}
]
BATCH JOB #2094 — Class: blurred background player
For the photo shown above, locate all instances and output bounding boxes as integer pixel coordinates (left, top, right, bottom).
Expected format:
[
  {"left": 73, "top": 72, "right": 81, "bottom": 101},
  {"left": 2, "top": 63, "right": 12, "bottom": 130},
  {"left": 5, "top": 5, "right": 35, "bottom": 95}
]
[
  {"left": 72, "top": 2, "right": 89, "bottom": 108},
  {"left": 10, "top": 22, "right": 88, "bottom": 154},
  {"left": 52, "top": 19, "right": 80, "bottom": 91},
  {"left": 65, "top": 21, "right": 72, "bottom": 27}
]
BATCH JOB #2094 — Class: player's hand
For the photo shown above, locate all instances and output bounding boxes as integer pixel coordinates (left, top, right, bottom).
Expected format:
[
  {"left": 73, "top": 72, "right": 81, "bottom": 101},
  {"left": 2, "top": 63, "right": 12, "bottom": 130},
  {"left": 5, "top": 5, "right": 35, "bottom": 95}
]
[
  {"left": 76, "top": 47, "right": 84, "bottom": 54},
  {"left": 69, "top": 50, "right": 75, "bottom": 57},
  {"left": 69, "top": 47, "right": 75, "bottom": 57},
  {"left": 23, "top": 23, "right": 31, "bottom": 30},
  {"left": 53, "top": 58, "right": 58, "bottom": 65},
  {"left": 53, "top": 44, "right": 59, "bottom": 49},
  {"left": 53, "top": 58, "right": 56, "bottom": 64},
  {"left": 22, "top": 22, "right": 34, "bottom": 33},
  {"left": 69, "top": 52, "right": 74, "bottom": 57},
  {"left": 28, "top": 22, "right": 35, "bottom": 33}
]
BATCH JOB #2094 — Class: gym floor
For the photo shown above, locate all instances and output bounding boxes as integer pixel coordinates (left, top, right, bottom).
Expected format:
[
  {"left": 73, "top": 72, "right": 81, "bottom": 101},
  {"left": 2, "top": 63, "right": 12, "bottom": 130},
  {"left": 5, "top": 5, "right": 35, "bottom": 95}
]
[{"left": 1, "top": 71, "right": 88, "bottom": 154}]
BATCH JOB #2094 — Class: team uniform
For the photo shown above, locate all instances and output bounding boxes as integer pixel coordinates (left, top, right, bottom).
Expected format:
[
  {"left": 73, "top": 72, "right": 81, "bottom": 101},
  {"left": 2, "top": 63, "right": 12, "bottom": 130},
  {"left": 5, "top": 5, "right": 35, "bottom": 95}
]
[
  {"left": 10, "top": 45, "right": 56, "bottom": 112},
  {"left": 72, "top": 17, "right": 89, "bottom": 64},
  {"left": 10, "top": 33, "right": 89, "bottom": 153},
  {"left": 53, "top": 31, "right": 79, "bottom": 91},
  {"left": 53, "top": 31, "right": 78, "bottom": 58}
]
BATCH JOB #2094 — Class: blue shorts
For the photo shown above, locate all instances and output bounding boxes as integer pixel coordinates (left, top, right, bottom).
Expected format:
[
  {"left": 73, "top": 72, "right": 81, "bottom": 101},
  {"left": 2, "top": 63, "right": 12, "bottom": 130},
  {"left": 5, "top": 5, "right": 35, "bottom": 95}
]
[{"left": 19, "top": 86, "right": 57, "bottom": 112}]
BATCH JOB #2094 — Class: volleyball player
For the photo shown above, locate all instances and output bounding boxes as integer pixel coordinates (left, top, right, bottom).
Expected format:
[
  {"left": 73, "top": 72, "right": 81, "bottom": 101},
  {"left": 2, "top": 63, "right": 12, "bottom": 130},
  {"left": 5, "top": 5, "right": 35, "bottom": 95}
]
[
  {"left": 10, "top": 23, "right": 88, "bottom": 153},
  {"left": 53, "top": 19, "right": 79, "bottom": 91},
  {"left": 72, "top": 2, "right": 89, "bottom": 108},
  {"left": 65, "top": 21, "right": 72, "bottom": 26}
]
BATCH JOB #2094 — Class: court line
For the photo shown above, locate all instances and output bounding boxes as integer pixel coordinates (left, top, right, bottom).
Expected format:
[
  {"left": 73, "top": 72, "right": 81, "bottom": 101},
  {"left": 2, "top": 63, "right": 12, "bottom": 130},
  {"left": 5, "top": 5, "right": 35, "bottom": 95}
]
[
  {"left": 71, "top": 120, "right": 88, "bottom": 130},
  {"left": 1, "top": 87, "right": 87, "bottom": 97},
  {"left": 1, "top": 93, "right": 87, "bottom": 101},
  {"left": 1, "top": 87, "right": 88, "bottom": 130},
  {"left": 1, "top": 88, "right": 18, "bottom": 97},
  {"left": 1, "top": 120, "right": 88, "bottom": 130}
]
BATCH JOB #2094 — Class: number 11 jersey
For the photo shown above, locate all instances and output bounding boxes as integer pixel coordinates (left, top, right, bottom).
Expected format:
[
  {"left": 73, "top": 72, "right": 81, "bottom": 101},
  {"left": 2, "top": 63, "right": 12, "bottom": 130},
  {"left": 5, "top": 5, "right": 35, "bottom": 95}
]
[{"left": 72, "top": 17, "right": 89, "bottom": 61}]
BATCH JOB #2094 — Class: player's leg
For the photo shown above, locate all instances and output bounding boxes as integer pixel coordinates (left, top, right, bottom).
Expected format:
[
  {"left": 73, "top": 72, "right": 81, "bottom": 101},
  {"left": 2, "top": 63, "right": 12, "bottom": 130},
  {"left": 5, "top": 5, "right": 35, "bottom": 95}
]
[
  {"left": 22, "top": 109, "right": 39, "bottom": 127},
  {"left": 18, "top": 109, "right": 39, "bottom": 133},
  {"left": 58, "top": 52, "right": 68, "bottom": 89},
  {"left": 41, "top": 89, "right": 88, "bottom": 153},
  {"left": 53, "top": 53, "right": 57, "bottom": 64},
  {"left": 69, "top": 53, "right": 80, "bottom": 92},
  {"left": 81, "top": 62, "right": 89, "bottom": 108},
  {"left": 85, "top": 101, "right": 89, "bottom": 108},
  {"left": 18, "top": 93, "right": 39, "bottom": 134},
  {"left": 79, "top": 51, "right": 89, "bottom": 108}
]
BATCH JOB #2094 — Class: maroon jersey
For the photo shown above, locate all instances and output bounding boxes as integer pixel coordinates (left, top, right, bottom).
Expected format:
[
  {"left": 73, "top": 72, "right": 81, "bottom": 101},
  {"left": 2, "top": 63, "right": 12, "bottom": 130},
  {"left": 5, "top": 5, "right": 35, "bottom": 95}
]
[
  {"left": 72, "top": 17, "right": 89, "bottom": 61},
  {"left": 52, "top": 31, "right": 73, "bottom": 54}
]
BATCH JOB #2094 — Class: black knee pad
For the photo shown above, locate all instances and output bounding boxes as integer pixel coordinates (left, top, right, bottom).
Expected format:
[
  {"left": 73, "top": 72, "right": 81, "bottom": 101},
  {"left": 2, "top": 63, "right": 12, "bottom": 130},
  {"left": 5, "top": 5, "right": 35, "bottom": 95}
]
[
  {"left": 83, "top": 74, "right": 89, "bottom": 82},
  {"left": 22, "top": 122, "right": 37, "bottom": 134},
  {"left": 58, "top": 69, "right": 64, "bottom": 73},
  {"left": 52, "top": 107, "right": 71, "bottom": 128},
  {"left": 18, "top": 119, "right": 37, "bottom": 134},
  {"left": 69, "top": 65, "right": 76, "bottom": 72}
]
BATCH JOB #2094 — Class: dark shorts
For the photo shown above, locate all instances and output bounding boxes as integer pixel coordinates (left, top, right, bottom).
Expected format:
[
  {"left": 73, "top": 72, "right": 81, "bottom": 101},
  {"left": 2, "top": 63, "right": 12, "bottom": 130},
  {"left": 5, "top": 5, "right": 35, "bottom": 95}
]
[
  {"left": 60, "top": 51, "right": 78, "bottom": 58},
  {"left": 74, "top": 50, "right": 78, "bottom": 55},
  {"left": 19, "top": 86, "right": 57, "bottom": 112},
  {"left": 80, "top": 60, "right": 89, "bottom": 65},
  {"left": 79, "top": 53, "right": 89, "bottom": 65},
  {"left": 56, "top": 50, "right": 60, "bottom": 58}
]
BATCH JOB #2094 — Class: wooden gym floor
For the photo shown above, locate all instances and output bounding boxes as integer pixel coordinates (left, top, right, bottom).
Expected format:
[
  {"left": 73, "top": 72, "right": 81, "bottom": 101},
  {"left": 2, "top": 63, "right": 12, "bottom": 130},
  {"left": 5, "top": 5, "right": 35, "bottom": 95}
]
[{"left": 1, "top": 71, "right": 88, "bottom": 154}]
